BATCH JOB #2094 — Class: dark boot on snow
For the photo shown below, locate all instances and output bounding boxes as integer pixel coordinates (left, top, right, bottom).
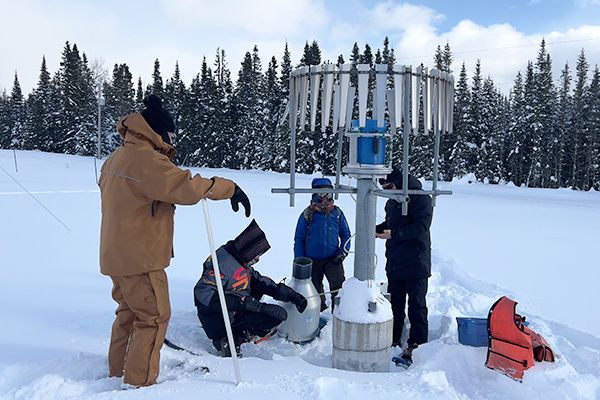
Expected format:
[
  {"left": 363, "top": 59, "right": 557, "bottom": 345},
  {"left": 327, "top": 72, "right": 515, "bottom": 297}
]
[{"left": 393, "top": 343, "right": 418, "bottom": 368}]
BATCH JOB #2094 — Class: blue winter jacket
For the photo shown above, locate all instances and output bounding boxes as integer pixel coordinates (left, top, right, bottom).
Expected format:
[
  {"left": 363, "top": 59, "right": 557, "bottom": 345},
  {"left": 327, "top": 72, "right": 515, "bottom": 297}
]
[{"left": 294, "top": 206, "right": 351, "bottom": 261}]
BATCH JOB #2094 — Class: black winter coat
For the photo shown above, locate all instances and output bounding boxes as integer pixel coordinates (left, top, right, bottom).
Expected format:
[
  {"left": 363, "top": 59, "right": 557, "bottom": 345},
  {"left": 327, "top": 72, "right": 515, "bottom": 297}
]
[{"left": 377, "top": 175, "right": 433, "bottom": 280}]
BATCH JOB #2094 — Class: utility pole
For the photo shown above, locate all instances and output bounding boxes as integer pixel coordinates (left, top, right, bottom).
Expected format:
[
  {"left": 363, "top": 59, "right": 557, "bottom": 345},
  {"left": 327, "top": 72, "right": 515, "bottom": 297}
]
[{"left": 96, "top": 84, "right": 105, "bottom": 159}]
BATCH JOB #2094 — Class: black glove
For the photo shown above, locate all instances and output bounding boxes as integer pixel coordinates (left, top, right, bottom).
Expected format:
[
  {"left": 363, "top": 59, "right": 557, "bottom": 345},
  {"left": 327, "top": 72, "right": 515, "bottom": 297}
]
[
  {"left": 230, "top": 185, "right": 251, "bottom": 217},
  {"left": 333, "top": 253, "right": 345, "bottom": 265},
  {"left": 243, "top": 297, "right": 288, "bottom": 322},
  {"left": 260, "top": 303, "right": 288, "bottom": 322},
  {"left": 276, "top": 284, "right": 307, "bottom": 313},
  {"left": 289, "top": 292, "right": 308, "bottom": 313}
]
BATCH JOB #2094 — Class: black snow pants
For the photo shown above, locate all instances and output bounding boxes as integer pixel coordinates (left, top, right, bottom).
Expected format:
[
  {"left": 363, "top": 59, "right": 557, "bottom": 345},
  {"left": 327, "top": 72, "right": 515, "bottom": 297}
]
[
  {"left": 311, "top": 258, "right": 345, "bottom": 312},
  {"left": 387, "top": 277, "right": 428, "bottom": 346}
]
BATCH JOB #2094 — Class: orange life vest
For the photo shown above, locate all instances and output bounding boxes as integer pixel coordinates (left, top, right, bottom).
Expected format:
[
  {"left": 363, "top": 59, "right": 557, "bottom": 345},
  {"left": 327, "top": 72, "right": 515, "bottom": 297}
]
[{"left": 485, "top": 296, "right": 555, "bottom": 381}]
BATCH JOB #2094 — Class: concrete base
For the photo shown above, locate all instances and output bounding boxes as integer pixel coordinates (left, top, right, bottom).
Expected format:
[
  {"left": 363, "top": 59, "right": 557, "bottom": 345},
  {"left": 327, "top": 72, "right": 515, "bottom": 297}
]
[{"left": 332, "top": 316, "right": 393, "bottom": 372}]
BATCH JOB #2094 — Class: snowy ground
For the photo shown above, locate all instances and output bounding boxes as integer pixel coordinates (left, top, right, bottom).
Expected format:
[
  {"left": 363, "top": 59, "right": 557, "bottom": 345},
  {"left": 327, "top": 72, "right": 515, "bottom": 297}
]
[{"left": 0, "top": 149, "right": 599, "bottom": 400}]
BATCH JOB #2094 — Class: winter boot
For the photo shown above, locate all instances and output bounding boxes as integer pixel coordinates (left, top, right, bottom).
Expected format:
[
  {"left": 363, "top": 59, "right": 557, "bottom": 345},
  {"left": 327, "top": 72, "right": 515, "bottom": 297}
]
[
  {"left": 393, "top": 343, "right": 418, "bottom": 368},
  {"left": 213, "top": 337, "right": 241, "bottom": 358}
]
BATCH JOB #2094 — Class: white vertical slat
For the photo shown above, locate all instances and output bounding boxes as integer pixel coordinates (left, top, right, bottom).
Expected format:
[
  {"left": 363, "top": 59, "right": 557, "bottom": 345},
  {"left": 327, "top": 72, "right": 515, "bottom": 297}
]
[
  {"left": 423, "top": 67, "right": 431, "bottom": 133},
  {"left": 411, "top": 66, "right": 420, "bottom": 132},
  {"left": 338, "top": 64, "right": 351, "bottom": 128},
  {"left": 392, "top": 64, "right": 404, "bottom": 130},
  {"left": 375, "top": 64, "right": 387, "bottom": 127},
  {"left": 298, "top": 66, "right": 309, "bottom": 128},
  {"left": 332, "top": 83, "right": 341, "bottom": 132},
  {"left": 321, "top": 64, "right": 335, "bottom": 132},
  {"left": 309, "top": 65, "right": 322, "bottom": 132},
  {"left": 449, "top": 76, "right": 455, "bottom": 134},
  {"left": 357, "top": 64, "right": 370, "bottom": 128}
]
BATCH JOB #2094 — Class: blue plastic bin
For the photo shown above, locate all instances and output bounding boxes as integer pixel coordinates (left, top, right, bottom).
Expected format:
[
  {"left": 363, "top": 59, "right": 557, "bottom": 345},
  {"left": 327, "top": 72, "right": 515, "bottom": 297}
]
[
  {"left": 351, "top": 119, "right": 387, "bottom": 165},
  {"left": 456, "top": 317, "right": 488, "bottom": 347}
]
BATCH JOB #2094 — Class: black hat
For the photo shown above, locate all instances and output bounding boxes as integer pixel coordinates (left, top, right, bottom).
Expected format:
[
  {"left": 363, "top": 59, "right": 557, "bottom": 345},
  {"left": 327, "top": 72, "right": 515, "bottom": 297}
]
[
  {"left": 233, "top": 219, "right": 271, "bottom": 263},
  {"left": 379, "top": 166, "right": 422, "bottom": 190},
  {"left": 379, "top": 166, "right": 402, "bottom": 187},
  {"left": 141, "top": 94, "right": 175, "bottom": 144}
]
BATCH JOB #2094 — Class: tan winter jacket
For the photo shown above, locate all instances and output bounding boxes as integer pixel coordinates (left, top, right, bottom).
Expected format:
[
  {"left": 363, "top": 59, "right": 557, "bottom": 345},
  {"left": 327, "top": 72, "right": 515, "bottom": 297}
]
[{"left": 99, "top": 113, "right": 235, "bottom": 277}]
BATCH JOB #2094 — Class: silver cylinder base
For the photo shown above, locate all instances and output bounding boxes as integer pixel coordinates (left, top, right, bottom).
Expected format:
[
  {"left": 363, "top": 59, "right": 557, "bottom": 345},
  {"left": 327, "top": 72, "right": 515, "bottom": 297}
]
[{"left": 332, "top": 316, "right": 393, "bottom": 372}]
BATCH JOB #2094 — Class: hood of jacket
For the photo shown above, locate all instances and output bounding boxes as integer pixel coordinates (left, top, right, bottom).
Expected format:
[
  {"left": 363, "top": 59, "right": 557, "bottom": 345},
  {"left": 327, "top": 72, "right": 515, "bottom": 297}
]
[{"left": 117, "top": 113, "right": 177, "bottom": 159}]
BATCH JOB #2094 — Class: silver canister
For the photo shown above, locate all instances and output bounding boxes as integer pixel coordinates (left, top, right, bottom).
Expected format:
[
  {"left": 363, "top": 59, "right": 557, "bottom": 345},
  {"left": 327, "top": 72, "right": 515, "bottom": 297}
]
[{"left": 277, "top": 257, "right": 321, "bottom": 343}]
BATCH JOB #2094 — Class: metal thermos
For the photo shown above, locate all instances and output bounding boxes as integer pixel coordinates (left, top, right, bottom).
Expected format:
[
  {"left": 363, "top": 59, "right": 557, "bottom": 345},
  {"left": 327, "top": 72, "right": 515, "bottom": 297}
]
[{"left": 277, "top": 257, "right": 321, "bottom": 343}]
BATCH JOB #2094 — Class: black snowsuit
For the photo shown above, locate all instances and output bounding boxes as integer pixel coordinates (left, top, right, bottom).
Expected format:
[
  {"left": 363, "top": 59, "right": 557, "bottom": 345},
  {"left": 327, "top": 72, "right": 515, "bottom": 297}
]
[
  {"left": 377, "top": 171, "right": 433, "bottom": 346},
  {"left": 194, "top": 241, "right": 294, "bottom": 345}
]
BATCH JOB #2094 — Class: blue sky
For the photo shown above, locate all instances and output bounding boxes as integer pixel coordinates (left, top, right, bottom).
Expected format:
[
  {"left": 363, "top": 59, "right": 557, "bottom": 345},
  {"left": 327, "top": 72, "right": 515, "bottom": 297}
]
[{"left": 2, "top": 0, "right": 600, "bottom": 95}]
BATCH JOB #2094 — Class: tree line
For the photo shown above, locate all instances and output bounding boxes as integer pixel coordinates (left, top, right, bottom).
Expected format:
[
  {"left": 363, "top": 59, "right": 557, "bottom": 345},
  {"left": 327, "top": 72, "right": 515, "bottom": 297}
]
[{"left": 0, "top": 38, "right": 598, "bottom": 190}]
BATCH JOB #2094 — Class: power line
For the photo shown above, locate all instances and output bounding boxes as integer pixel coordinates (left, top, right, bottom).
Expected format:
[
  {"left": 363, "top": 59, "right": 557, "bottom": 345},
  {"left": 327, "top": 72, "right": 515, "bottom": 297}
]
[{"left": 397, "top": 36, "right": 600, "bottom": 60}]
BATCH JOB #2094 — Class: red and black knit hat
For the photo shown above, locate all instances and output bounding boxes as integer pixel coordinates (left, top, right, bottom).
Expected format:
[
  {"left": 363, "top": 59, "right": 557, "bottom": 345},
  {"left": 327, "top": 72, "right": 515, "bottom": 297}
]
[{"left": 233, "top": 219, "right": 271, "bottom": 263}]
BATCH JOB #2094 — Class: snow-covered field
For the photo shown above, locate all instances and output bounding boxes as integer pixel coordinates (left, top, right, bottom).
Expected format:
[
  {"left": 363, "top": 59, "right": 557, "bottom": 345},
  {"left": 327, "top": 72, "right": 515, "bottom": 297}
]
[{"left": 1, "top": 149, "right": 599, "bottom": 400}]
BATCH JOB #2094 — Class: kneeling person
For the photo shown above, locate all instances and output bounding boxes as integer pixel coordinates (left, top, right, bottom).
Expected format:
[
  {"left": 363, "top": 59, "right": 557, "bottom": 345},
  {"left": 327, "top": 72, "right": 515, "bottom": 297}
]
[{"left": 194, "top": 220, "right": 307, "bottom": 356}]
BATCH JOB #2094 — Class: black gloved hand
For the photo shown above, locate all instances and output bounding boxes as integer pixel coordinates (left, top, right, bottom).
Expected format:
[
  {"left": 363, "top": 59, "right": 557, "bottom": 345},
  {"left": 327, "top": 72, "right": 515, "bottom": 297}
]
[
  {"left": 230, "top": 185, "right": 251, "bottom": 217},
  {"left": 260, "top": 303, "right": 288, "bottom": 322},
  {"left": 289, "top": 292, "right": 308, "bottom": 313},
  {"left": 243, "top": 297, "right": 288, "bottom": 322},
  {"left": 333, "top": 253, "right": 345, "bottom": 265}
]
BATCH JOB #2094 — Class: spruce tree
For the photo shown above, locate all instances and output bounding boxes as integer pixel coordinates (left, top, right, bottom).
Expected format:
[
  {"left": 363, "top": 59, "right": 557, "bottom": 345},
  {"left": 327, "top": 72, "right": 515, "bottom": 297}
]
[
  {"left": 232, "top": 48, "right": 266, "bottom": 169},
  {"left": 261, "top": 56, "right": 282, "bottom": 170},
  {"left": 0, "top": 90, "right": 10, "bottom": 149},
  {"left": 26, "top": 57, "right": 53, "bottom": 151},
  {"left": 443, "top": 43, "right": 453, "bottom": 74},
  {"left": 446, "top": 62, "right": 470, "bottom": 179},
  {"left": 570, "top": 50, "right": 589, "bottom": 189},
  {"left": 135, "top": 77, "right": 144, "bottom": 110},
  {"left": 164, "top": 62, "right": 186, "bottom": 133},
  {"left": 466, "top": 59, "right": 483, "bottom": 178},
  {"left": 506, "top": 71, "right": 527, "bottom": 186},
  {"left": 74, "top": 52, "right": 101, "bottom": 156},
  {"left": 584, "top": 66, "right": 600, "bottom": 190},
  {"left": 8, "top": 73, "right": 26, "bottom": 149},
  {"left": 529, "top": 40, "right": 557, "bottom": 187},
  {"left": 273, "top": 43, "right": 292, "bottom": 172},
  {"left": 434, "top": 45, "right": 444, "bottom": 71},
  {"left": 521, "top": 61, "right": 536, "bottom": 186},
  {"left": 103, "top": 63, "right": 135, "bottom": 154},
  {"left": 476, "top": 77, "right": 503, "bottom": 182},
  {"left": 557, "top": 63, "right": 573, "bottom": 187},
  {"left": 147, "top": 59, "right": 164, "bottom": 98},
  {"left": 214, "top": 48, "right": 235, "bottom": 168}
]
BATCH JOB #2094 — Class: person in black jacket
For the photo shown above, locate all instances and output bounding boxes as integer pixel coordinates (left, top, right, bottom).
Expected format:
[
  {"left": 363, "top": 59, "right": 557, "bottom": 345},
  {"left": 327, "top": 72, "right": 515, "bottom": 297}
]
[
  {"left": 376, "top": 167, "right": 433, "bottom": 364},
  {"left": 194, "top": 219, "right": 307, "bottom": 357}
]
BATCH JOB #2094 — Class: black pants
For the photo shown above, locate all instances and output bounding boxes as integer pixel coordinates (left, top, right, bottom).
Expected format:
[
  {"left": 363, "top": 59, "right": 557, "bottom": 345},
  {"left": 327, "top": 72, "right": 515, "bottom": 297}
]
[
  {"left": 197, "top": 308, "right": 281, "bottom": 344},
  {"left": 387, "top": 277, "right": 428, "bottom": 346},
  {"left": 311, "top": 258, "right": 345, "bottom": 311}
]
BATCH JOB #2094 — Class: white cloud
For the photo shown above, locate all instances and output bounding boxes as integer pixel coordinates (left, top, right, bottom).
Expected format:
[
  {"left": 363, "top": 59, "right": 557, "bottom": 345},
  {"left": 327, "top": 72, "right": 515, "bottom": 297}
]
[
  {"left": 2, "top": 0, "right": 600, "bottom": 97},
  {"left": 160, "top": 0, "right": 329, "bottom": 36}
]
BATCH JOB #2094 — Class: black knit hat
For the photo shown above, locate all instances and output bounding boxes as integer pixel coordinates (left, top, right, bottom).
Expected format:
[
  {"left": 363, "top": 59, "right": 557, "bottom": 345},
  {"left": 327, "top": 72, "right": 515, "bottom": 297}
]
[
  {"left": 233, "top": 219, "right": 271, "bottom": 263},
  {"left": 141, "top": 94, "right": 175, "bottom": 144}
]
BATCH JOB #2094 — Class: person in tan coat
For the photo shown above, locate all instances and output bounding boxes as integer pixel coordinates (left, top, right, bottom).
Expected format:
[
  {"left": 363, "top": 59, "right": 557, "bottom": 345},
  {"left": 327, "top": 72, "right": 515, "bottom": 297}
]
[{"left": 99, "top": 94, "right": 251, "bottom": 387}]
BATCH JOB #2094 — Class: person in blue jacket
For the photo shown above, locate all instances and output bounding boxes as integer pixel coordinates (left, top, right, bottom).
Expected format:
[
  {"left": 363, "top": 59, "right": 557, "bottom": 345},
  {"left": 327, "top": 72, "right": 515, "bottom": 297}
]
[{"left": 294, "top": 178, "right": 351, "bottom": 312}]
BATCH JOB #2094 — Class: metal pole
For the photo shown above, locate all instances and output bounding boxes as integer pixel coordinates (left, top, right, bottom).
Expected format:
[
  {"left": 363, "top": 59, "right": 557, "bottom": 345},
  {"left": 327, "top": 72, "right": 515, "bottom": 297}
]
[
  {"left": 12, "top": 149, "right": 18, "bottom": 173},
  {"left": 289, "top": 74, "right": 297, "bottom": 207},
  {"left": 334, "top": 126, "right": 344, "bottom": 200},
  {"left": 201, "top": 199, "right": 242, "bottom": 384},
  {"left": 402, "top": 67, "right": 411, "bottom": 216},
  {"left": 353, "top": 178, "right": 377, "bottom": 281},
  {"left": 96, "top": 85, "right": 104, "bottom": 159},
  {"left": 432, "top": 72, "right": 441, "bottom": 207}
]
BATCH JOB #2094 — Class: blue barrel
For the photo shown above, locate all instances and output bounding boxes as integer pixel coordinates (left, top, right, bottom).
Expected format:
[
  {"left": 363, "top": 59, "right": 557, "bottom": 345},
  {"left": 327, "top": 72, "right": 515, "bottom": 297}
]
[
  {"left": 352, "top": 119, "right": 387, "bottom": 165},
  {"left": 456, "top": 317, "right": 488, "bottom": 347}
]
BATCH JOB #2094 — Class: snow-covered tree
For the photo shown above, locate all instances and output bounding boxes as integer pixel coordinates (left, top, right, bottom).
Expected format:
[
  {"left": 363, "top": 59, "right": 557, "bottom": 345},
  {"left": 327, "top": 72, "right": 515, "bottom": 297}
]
[
  {"left": 103, "top": 63, "right": 135, "bottom": 154},
  {"left": 25, "top": 57, "right": 53, "bottom": 151}
]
